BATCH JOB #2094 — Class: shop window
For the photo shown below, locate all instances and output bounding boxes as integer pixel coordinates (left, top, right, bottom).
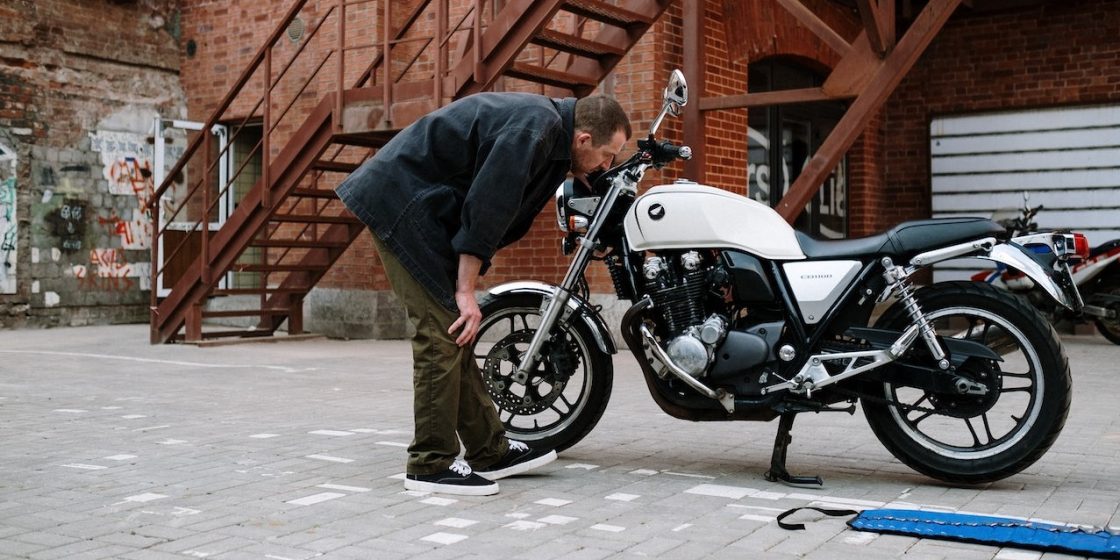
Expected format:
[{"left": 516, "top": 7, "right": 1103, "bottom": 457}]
[{"left": 747, "top": 58, "right": 848, "bottom": 239}]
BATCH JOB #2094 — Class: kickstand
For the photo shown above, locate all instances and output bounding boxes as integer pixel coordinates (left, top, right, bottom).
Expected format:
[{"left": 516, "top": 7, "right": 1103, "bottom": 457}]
[{"left": 764, "top": 411, "right": 823, "bottom": 487}]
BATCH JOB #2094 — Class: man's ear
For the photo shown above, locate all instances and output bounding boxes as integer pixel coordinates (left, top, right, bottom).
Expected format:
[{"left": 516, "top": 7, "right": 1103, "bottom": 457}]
[{"left": 573, "top": 130, "right": 593, "bottom": 147}]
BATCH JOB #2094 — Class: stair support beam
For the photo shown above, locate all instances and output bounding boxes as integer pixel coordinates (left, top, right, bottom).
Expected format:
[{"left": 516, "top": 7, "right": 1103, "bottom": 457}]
[{"left": 776, "top": 0, "right": 962, "bottom": 222}]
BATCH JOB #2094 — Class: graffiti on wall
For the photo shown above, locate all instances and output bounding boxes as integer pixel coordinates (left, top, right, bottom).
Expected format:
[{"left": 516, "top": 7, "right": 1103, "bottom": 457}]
[
  {"left": 90, "top": 131, "right": 155, "bottom": 250},
  {"left": 45, "top": 198, "right": 88, "bottom": 253},
  {"left": 0, "top": 142, "right": 17, "bottom": 294},
  {"left": 72, "top": 248, "right": 151, "bottom": 292}
]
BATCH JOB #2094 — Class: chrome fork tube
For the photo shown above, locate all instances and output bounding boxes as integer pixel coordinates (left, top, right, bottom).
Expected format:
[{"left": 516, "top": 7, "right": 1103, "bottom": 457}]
[{"left": 515, "top": 179, "right": 628, "bottom": 377}]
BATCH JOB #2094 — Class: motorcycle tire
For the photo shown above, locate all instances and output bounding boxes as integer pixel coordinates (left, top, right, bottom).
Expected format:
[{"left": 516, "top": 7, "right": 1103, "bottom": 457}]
[
  {"left": 863, "top": 281, "right": 1071, "bottom": 484},
  {"left": 474, "top": 292, "right": 613, "bottom": 452},
  {"left": 1091, "top": 280, "right": 1120, "bottom": 345}
]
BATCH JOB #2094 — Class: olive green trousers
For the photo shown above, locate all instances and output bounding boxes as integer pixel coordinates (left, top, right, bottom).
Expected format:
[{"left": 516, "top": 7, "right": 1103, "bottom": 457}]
[{"left": 372, "top": 234, "right": 507, "bottom": 475}]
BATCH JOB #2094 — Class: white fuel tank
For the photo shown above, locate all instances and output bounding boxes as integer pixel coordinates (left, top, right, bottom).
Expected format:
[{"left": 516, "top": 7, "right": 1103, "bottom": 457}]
[{"left": 623, "top": 183, "right": 806, "bottom": 260}]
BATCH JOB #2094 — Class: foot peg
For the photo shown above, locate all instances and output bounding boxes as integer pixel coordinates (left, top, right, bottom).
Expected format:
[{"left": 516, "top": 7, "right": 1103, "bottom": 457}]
[{"left": 764, "top": 412, "right": 823, "bottom": 487}]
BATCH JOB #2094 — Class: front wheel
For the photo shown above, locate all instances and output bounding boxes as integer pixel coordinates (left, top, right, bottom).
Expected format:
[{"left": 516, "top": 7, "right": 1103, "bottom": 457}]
[
  {"left": 863, "top": 281, "right": 1071, "bottom": 484},
  {"left": 474, "top": 293, "right": 613, "bottom": 452}
]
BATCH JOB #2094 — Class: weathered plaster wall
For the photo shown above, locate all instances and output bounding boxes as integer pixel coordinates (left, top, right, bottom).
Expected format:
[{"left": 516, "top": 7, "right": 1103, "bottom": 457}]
[{"left": 0, "top": 0, "right": 187, "bottom": 329}]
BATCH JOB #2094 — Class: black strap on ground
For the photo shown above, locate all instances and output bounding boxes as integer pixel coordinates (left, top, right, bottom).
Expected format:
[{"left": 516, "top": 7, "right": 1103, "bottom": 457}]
[{"left": 776, "top": 506, "right": 860, "bottom": 530}]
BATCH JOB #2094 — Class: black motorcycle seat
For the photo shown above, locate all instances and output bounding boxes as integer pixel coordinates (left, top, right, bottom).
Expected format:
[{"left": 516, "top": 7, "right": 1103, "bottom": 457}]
[{"left": 795, "top": 217, "right": 1007, "bottom": 260}]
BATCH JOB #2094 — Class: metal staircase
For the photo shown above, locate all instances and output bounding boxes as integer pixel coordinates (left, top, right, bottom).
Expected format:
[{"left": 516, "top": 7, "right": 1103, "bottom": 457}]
[{"left": 149, "top": 0, "right": 672, "bottom": 344}]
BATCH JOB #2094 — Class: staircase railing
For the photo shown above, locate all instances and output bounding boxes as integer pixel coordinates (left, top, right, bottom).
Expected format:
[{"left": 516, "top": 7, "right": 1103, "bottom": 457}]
[{"left": 147, "top": 0, "right": 505, "bottom": 342}]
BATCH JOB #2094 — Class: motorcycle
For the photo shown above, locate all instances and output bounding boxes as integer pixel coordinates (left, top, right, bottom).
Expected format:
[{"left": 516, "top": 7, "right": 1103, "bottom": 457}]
[
  {"left": 474, "top": 70, "right": 1080, "bottom": 485},
  {"left": 973, "top": 195, "right": 1120, "bottom": 345}
]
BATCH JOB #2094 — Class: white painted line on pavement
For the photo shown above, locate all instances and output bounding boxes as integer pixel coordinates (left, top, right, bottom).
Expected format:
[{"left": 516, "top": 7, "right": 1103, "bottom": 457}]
[
  {"left": 133, "top": 425, "right": 169, "bottom": 431},
  {"left": 0, "top": 349, "right": 309, "bottom": 373},
  {"left": 565, "top": 463, "right": 599, "bottom": 470},
  {"left": 535, "top": 498, "right": 572, "bottom": 507},
  {"left": 249, "top": 433, "right": 280, "bottom": 439},
  {"left": 421, "top": 532, "right": 468, "bottom": 545},
  {"left": 728, "top": 504, "right": 787, "bottom": 513},
  {"left": 318, "top": 483, "right": 371, "bottom": 493},
  {"left": 54, "top": 409, "right": 86, "bottom": 413},
  {"left": 684, "top": 484, "right": 757, "bottom": 500},
  {"left": 306, "top": 454, "right": 354, "bottom": 463},
  {"left": 104, "top": 454, "right": 136, "bottom": 461},
  {"left": 421, "top": 497, "right": 458, "bottom": 506},
  {"left": 538, "top": 515, "right": 578, "bottom": 525},
  {"left": 672, "top": 524, "right": 692, "bottom": 532},
  {"left": 629, "top": 468, "right": 658, "bottom": 475},
  {"left": 739, "top": 514, "right": 776, "bottom": 523},
  {"left": 375, "top": 441, "right": 408, "bottom": 447},
  {"left": 435, "top": 518, "right": 478, "bottom": 528},
  {"left": 156, "top": 439, "right": 187, "bottom": 445},
  {"left": 100, "top": 406, "right": 122, "bottom": 410},
  {"left": 61, "top": 463, "right": 107, "bottom": 470},
  {"left": 114, "top": 493, "right": 168, "bottom": 505},
  {"left": 994, "top": 550, "right": 1042, "bottom": 560},
  {"left": 505, "top": 520, "right": 547, "bottom": 531},
  {"left": 121, "top": 415, "right": 147, "bottom": 419},
  {"left": 308, "top": 430, "right": 354, "bottom": 436},
  {"left": 590, "top": 524, "right": 625, "bottom": 533},
  {"left": 662, "top": 471, "right": 716, "bottom": 479},
  {"left": 287, "top": 492, "right": 345, "bottom": 506},
  {"left": 844, "top": 531, "right": 878, "bottom": 545},
  {"left": 605, "top": 493, "right": 640, "bottom": 502}
]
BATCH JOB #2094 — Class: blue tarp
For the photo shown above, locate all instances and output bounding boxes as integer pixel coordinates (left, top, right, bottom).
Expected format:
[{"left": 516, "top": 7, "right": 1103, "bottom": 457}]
[{"left": 849, "top": 508, "right": 1120, "bottom": 558}]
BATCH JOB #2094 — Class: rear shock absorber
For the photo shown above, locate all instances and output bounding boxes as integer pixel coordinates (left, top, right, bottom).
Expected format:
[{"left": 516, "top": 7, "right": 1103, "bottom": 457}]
[{"left": 882, "top": 257, "right": 950, "bottom": 370}]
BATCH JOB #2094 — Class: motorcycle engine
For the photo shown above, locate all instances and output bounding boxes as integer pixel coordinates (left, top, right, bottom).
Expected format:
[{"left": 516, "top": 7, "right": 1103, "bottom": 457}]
[{"left": 643, "top": 251, "right": 727, "bottom": 376}]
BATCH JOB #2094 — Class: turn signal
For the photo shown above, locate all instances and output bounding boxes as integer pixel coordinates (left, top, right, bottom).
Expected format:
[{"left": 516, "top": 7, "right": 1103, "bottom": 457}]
[{"left": 568, "top": 215, "right": 589, "bottom": 234}]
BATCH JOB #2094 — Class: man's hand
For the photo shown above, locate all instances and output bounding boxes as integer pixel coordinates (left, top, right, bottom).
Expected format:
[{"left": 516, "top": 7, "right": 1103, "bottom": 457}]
[{"left": 449, "top": 254, "right": 484, "bottom": 347}]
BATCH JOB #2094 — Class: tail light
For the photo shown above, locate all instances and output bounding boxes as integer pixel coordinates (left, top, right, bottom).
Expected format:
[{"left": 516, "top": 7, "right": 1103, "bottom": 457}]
[{"left": 1073, "top": 233, "right": 1090, "bottom": 259}]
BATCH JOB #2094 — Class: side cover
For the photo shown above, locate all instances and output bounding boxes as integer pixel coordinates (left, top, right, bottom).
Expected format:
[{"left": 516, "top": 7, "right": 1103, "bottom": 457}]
[{"left": 623, "top": 184, "right": 806, "bottom": 260}]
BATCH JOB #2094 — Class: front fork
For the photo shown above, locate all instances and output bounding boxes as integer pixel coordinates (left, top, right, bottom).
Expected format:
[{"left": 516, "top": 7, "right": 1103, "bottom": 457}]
[{"left": 515, "top": 180, "right": 630, "bottom": 378}]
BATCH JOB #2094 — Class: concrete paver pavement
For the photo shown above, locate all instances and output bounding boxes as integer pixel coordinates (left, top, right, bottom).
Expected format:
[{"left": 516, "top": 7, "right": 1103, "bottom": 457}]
[{"left": 1, "top": 325, "right": 1118, "bottom": 559}]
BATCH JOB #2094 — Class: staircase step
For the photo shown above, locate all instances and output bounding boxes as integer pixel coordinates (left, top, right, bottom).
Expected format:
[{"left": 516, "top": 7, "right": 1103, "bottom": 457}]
[
  {"left": 312, "top": 160, "right": 360, "bottom": 173},
  {"left": 235, "top": 264, "right": 327, "bottom": 273},
  {"left": 562, "top": 0, "right": 654, "bottom": 27},
  {"left": 250, "top": 238, "right": 351, "bottom": 249},
  {"left": 291, "top": 188, "right": 340, "bottom": 199},
  {"left": 202, "top": 308, "right": 292, "bottom": 318},
  {"left": 174, "top": 329, "right": 277, "bottom": 341},
  {"left": 533, "top": 29, "right": 626, "bottom": 58},
  {"left": 270, "top": 213, "right": 362, "bottom": 225},
  {"left": 506, "top": 62, "right": 599, "bottom": 89},
  {"left": 210, "top": 287, "right": 309, "bottom": 296}
]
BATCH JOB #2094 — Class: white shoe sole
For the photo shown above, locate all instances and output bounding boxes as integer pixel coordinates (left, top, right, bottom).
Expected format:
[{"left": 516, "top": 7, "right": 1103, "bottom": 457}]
[
  {"left": 477, "top": 450, "right": 558, "bottom": 481},
  {"left": 403, "top": 478, "right": 499, "bottom": 496}
]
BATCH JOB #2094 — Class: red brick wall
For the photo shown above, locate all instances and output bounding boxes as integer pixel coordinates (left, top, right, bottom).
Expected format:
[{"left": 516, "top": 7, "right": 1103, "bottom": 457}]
[
  {"left": 880, "top": 0, "right": 1120, "bottom": 230},
  {"left": 176, "top": 0, "right": 1120, "bottom": 299}
]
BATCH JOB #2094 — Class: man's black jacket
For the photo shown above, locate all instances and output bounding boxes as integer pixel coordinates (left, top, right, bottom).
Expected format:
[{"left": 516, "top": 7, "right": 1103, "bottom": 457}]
[{"left": 337, "top": 92, "right": 576, "bottom": 312}]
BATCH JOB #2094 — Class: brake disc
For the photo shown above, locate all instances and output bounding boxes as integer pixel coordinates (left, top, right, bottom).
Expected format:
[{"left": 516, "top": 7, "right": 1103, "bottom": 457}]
[{"left": 481, "top": 330, "right": 579, "bottom": 415}]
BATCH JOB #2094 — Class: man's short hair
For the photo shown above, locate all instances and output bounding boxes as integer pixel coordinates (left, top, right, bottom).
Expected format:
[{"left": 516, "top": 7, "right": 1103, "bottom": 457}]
[{"left": 574, "top": 95, "right": 632, "bottom": 146}]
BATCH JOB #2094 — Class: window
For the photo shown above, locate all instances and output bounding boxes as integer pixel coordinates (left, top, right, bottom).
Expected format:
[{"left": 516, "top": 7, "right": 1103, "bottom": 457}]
[{"left": 747, "top": 58, "right": 848, "bottom": 238}]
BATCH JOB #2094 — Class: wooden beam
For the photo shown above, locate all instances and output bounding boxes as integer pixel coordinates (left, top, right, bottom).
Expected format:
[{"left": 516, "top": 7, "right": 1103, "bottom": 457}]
[
  {"left": 682, "top": 0, "right": 704, "bottom": 182},
  {"left": 773, "top": 0, "right": 852, "bottom": 56},
  {"left": 777, "top": 0, "right": 961, "bottom": 222},
  {"left": 698, "top": 88, "right": 852, "bottom": 111},
  {"left": 857, "top": 0, "right": 895, "bottom": 55}
]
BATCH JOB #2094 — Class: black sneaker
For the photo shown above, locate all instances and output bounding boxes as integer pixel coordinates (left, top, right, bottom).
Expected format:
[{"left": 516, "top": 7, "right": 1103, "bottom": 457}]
[
  {"left": 404, "top": 460, "right": 499, "bottom": 496},
  {"left": 475, "top": 440, "right": 557, "bottom": 480}
]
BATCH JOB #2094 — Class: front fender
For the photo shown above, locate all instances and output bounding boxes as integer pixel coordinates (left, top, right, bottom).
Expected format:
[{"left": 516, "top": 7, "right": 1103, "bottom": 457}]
[
  {"left": 979, "top": 243, "right": 1076, "bottom": 310},
  {"left": 486, "top": 281, "right": 617, "bottom": 355}
]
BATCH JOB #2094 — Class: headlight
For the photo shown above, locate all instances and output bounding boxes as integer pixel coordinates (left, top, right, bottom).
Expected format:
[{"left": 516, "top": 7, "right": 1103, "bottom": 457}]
[{"left": 555, "top": 183, "right": 570, "bottom": 233}]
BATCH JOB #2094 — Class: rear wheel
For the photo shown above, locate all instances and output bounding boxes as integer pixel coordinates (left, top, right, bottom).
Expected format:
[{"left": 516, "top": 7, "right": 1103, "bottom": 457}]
[
  {"left": 863, "top": 282, "right": 1071, "bottom": 484},
  {"left": 1091, "top": 279, "right": 1120, "bottom": 345},
  {"left": 474, "top": 293, "right": 613, "bottom": 452}
]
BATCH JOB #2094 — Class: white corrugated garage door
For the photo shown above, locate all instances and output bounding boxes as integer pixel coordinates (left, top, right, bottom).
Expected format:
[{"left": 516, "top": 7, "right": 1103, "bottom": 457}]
[{"left": 930, "top": 104, "right": 1120, "bottom": 281}]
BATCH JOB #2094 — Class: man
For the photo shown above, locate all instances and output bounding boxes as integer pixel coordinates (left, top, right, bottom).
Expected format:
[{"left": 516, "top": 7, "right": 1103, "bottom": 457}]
[{"left": 337, "top": 92, "right": 631, "bottom": 495}]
